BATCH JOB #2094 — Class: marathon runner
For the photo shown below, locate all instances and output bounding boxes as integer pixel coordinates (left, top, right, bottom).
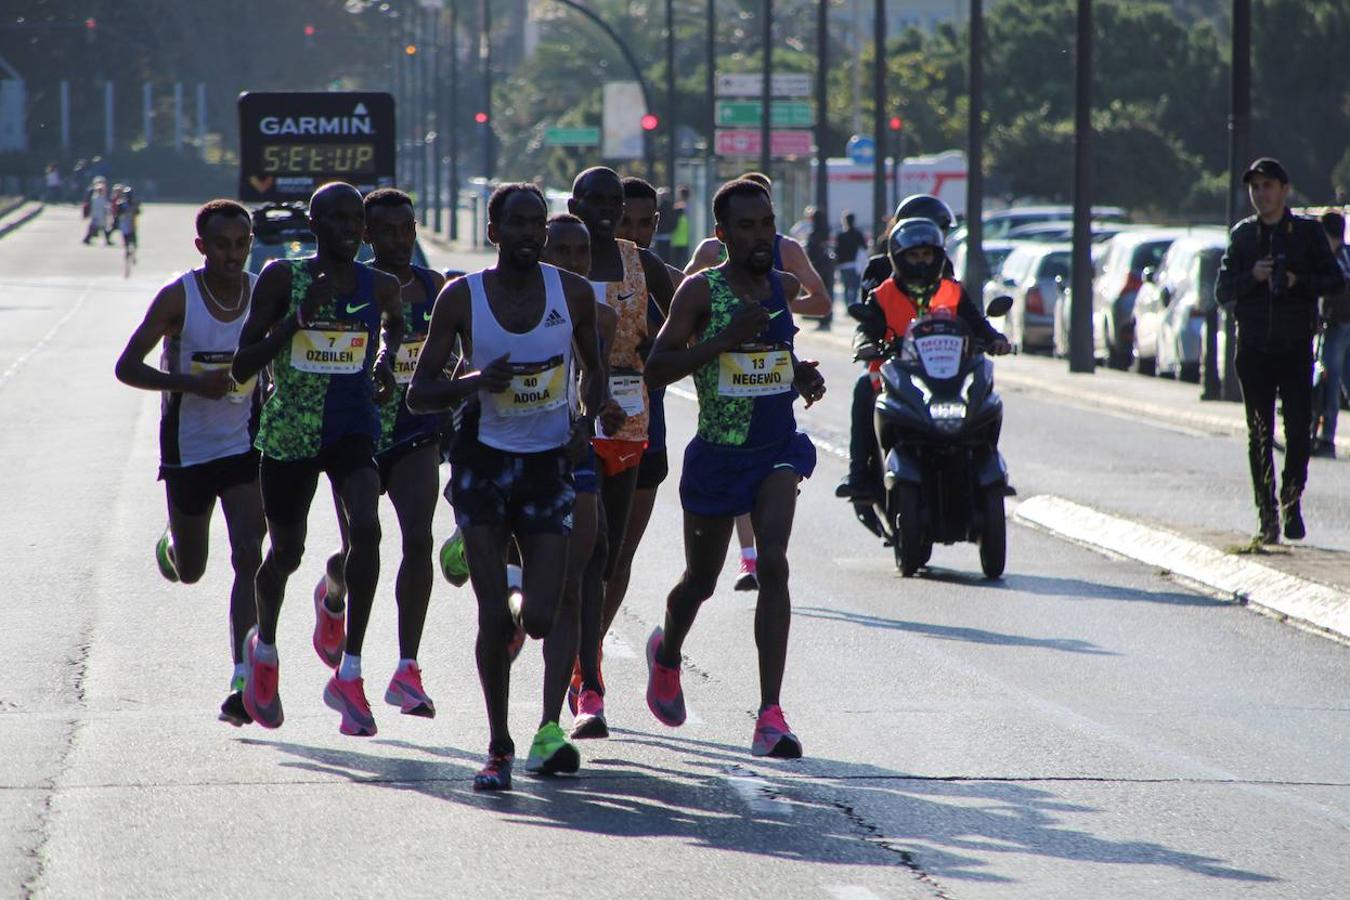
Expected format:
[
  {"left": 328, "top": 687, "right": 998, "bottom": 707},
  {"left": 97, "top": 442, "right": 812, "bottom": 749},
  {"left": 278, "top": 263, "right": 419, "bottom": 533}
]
[
  {"left": 539, "top": 212, "right": 626, "bottom": 741},
  {"left": 407, "top": 183, "right": 608, "bottom": 791},
  {"left": 231, "top": 182, "right": 405, "bottom": 737},
  {"left": 595, "top": 176, "right": 684, "bottom": 688},
  {"left": 684, "top": 171, "right": 831, "bottom": 592},
  {"left": 315, "top": 188, "right": 446, "bottom": 719},
  {"left": 644, "top": 178, "right": 826, "bottom": 758},
  {"left": 566, "top": 168, "right": 675, "bottom": 735},
  {"left": 114, "top": 198, "right": 264, "bottom": 727}
]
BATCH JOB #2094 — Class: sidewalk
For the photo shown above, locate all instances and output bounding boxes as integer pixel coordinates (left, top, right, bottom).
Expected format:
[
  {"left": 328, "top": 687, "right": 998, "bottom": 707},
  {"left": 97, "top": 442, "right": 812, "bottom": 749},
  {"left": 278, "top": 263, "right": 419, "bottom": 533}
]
[
  {"left": 798, "top": 326, "right": 1350, "bottom": 643},
  {"left": 0, "top": 199, "right": 44, "bottom": 240}
]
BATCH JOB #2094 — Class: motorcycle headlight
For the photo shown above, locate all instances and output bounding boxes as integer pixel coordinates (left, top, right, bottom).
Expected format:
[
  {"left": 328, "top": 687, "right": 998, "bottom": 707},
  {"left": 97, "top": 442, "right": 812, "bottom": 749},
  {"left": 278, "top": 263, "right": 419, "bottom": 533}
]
[{"left": 929, "top": 400, "right": 967, "bottom": 433}]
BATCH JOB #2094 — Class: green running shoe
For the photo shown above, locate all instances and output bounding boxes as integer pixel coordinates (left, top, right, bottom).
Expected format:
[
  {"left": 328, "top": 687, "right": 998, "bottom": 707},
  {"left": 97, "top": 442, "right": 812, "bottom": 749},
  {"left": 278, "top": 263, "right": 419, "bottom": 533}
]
[
  {"left": 155, "top": 530, "right": 179, "bottom": 583},
  {"left": 439, "top": 529, "right": 470, "bottom": 587},
  {"left": 524, "top": 721, "right": 580, "bottom": 775}
]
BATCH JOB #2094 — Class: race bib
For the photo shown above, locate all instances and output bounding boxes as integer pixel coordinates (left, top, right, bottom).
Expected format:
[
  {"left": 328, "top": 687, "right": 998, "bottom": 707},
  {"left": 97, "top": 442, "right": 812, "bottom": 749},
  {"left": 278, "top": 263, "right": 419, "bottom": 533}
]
[
  {"left": 609, "top": 371, "right": 645, "bottom": 417},
  {"left": 190, "top": 351, "right": 255, "bottom": 403},
  {"left": 290, "top": 320, "right": 368, "bottom": 375},
  {"left": 718, "top": 343, "right": 793, "bottom": 397},
  {"left": 392, "top": 335, "right": 425, "bottom": 385},
  {"left": 494, "top": 356, "right": 568, "bottom": 417}
]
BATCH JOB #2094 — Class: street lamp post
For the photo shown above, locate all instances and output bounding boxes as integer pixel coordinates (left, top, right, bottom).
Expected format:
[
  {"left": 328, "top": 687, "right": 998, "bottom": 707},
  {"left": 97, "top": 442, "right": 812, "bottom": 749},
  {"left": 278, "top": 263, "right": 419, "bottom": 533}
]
[
  {"left": 1069, "top": 0, "right": 1095, "bottom": 373},
  {"left": 760, "top": 0, "right": 772, "bottom": 180},
  {"left": 1216, "top": 0, "right": 1250, "bottom": 402},
  {"left": 965, "top": 0, "right": 988, "bottom": 294},
  {"left": 479, "top": 0, "right": 493, "bottom": 181},
  {"left": 870, "top": 0, "right": 885, "bottom": 242},
  {"left": 666, "top": 0, "right": 677, "bottom": 195},
  {"left": 813, "top": 0, "right": 828, "bottom": 226},
  {"left": 448, "top": 0, "right": 460, "bottom": 240},
  {"left": 705, "top": 0, "right": 716, "bottom": 216}
]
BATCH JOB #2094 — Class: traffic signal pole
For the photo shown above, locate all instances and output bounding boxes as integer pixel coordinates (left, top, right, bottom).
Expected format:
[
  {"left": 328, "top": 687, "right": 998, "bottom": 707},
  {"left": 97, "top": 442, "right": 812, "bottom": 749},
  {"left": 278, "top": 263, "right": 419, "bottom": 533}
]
[{"left": 1069, "top": 0, "right": 1095, "bottom": 373}]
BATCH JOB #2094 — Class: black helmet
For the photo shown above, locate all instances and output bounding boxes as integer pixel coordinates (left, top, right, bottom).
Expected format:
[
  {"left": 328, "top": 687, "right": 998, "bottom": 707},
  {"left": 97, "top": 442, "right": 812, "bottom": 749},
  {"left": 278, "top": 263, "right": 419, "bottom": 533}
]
[
  {"left": 892, "top": 194, "right": 955, "bottom": 235},
  {"left": 887, "top": 217, "right": 947, "bottom": 287}
]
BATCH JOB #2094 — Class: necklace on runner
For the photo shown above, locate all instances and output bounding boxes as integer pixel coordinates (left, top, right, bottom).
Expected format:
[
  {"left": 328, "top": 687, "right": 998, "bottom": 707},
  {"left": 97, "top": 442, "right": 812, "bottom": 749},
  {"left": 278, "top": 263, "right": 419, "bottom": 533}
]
[
  {"left": 200, "top": 271, "right": 245, "bottom": 313},
  {"left": 398, "top": 273, "right": 414, "bottom": 289}
]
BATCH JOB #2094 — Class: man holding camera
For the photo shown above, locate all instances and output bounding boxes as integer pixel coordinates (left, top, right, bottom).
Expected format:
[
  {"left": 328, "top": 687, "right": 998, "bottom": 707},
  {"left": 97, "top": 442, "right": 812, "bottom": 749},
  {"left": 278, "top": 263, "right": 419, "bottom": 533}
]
[{"left": 1217, "top": 158, "right": 1345, "bottom": 543}]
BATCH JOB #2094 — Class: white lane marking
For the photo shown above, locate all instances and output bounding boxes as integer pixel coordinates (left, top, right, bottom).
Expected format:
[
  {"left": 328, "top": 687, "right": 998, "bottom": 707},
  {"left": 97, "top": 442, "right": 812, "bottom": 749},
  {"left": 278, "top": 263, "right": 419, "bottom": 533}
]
[
  {"left": 723, "top": 773, "right": 793, "bottom": 817},
  {"left": 826, "top": 887, "right": 884, "bottom": 900},
  {"left": 601, "top": 630, "right": 636, "bottom": 659},
  {"left": 0, "top": 288, "right": 90, "bottom": 391}
]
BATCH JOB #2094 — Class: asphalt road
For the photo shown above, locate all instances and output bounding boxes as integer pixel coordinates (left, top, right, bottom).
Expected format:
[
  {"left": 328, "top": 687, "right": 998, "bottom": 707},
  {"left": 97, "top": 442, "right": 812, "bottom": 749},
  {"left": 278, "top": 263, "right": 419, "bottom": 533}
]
[{"left": 5, "top": 204, "right": 1349, "bottom": 899}]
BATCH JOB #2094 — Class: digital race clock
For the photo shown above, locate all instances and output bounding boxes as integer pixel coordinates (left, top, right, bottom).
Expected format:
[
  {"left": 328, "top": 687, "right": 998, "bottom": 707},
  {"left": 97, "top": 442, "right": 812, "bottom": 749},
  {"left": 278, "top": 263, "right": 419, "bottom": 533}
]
[{"left": 238, "top": 92, "right": 395, "bottom": 202}]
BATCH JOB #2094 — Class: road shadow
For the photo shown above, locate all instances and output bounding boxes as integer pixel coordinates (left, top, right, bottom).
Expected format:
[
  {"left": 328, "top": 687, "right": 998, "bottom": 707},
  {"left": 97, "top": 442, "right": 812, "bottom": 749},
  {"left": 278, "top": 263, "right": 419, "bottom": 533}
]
[
  {"left": 913, "top": 567, "right": 1227, "bottom": 607},
  {"left": 238, "top": 729, "right": 1276, "bottom": 886},
  {"left": 794, "top": 606, "right": 1117, "bottom": 655}
]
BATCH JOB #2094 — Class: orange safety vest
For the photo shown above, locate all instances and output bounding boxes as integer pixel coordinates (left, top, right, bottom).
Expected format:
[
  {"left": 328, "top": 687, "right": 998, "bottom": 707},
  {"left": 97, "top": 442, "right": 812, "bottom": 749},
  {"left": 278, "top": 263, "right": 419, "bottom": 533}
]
[{"left": 868, "top": 277, "right": 963, "bottom": 373}]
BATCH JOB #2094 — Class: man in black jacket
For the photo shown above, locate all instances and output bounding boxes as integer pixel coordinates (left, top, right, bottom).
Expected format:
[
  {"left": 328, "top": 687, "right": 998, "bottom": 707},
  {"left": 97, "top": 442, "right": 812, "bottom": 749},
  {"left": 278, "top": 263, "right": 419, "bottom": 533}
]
[{"left": 1216, "top": 157, "right": 1346, "bottom": 542}]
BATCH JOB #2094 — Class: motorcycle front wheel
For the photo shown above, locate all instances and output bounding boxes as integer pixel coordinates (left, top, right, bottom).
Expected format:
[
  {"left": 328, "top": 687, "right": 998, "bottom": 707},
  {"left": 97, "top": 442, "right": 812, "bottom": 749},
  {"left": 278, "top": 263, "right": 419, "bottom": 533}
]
[
  {"left": 979, "top": 485, "right": 1007, "bottom": 579},
  {"left": 892, "top": 483, "right": 925, "bottom": 577}
]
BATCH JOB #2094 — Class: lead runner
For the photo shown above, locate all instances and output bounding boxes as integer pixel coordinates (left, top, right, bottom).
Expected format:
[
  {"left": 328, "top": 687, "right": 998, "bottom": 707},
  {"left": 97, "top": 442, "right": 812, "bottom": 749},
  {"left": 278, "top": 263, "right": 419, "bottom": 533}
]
[{"left": 643, "top": 178, "right": 826, "bottom": 758}]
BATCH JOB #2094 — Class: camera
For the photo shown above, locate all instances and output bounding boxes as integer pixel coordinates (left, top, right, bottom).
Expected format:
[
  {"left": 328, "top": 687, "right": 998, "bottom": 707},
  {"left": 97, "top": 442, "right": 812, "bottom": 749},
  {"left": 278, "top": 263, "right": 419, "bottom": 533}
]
[{"left": 1270, "top": 252, "right": 1288, "bottom": 298}]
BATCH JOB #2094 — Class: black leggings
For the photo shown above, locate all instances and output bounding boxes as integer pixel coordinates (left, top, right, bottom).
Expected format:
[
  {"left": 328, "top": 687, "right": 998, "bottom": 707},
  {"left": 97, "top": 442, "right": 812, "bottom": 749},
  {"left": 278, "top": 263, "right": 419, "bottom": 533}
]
[{"left": 1236, "top": 344, "right": 1313, "bottom": 510}]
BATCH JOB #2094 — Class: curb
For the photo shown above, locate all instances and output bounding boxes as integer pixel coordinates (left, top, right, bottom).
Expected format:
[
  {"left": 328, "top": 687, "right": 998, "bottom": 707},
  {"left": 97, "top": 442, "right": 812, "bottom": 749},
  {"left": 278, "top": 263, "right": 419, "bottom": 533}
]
[
  {"left": 0, "top": 201, "right": 45, "bottom": 240},
  {"left": 1014, "top": 494, "right": 1350, "bottom": 643}
]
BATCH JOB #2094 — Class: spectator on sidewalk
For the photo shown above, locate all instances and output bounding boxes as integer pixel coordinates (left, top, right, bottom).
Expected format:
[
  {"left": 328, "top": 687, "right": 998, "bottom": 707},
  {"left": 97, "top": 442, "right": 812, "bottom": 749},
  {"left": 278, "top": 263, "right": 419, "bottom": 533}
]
[
  {"left": 1216, "top": 158, "right": 1345, "bottom": 543},
  {"left": 1314, "top": 211, "right": 1350, "bottom": 458},
  {"left": 45, "top": 164, "right": 63, "bottom": 203},
  {"left": 654, "top": 187, "right": 675, "bottom": 262},
  {"left": 669, "top": 184, "right": 691, "bottom": 268},
  {"left": 805, "top": 207, "right": 836, "bottom": 330},
  {"left": 834, "top": 211, "right": 869, "bottom": 310}
]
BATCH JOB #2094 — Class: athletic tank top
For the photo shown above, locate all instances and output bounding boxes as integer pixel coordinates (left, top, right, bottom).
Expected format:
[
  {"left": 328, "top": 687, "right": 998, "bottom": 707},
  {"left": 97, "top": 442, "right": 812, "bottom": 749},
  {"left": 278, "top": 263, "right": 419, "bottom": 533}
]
[
  {"left": 468, "top": 264, "right": 574, "bottom": 453},
  {"left": 255, "top": 260, "right": 382, "bottom": 461},
  {"left": 159, "top": 269, "right": 260, "bottom": 467},
  {"left": 691, "top": 268, "right": 798, "bottom": 448},
  {"left": 590, "top": 239, "right": 650, "bottom": 442},
  {"left": 378, "top": 265, "right": 442, "bottom": 454}
]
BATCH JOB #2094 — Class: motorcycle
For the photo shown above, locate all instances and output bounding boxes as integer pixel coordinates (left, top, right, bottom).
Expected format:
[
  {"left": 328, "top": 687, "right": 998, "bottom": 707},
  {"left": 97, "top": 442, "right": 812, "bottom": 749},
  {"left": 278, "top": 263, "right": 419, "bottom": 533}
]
[{"left": 851, "top": 296, "right": 1013, "bottom": 578}]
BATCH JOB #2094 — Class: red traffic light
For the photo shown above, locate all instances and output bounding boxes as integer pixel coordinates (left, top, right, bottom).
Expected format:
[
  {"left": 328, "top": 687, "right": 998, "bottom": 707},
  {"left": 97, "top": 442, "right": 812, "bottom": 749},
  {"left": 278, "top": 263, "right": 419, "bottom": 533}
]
[
  {"left": 474, "top": 112, "right": 489, "bottom": 124},
  {"left": 888, "top": 115, "right": 903, "bottom": 132},
  {"left": 640, "top": 114, "right": 659, "bottom": 131},
  {"left": 303, "top": 24, "right": 316, "bottom": 37},
  {"left": 85, "top": 17, "right": 97, "bottom": 29}
]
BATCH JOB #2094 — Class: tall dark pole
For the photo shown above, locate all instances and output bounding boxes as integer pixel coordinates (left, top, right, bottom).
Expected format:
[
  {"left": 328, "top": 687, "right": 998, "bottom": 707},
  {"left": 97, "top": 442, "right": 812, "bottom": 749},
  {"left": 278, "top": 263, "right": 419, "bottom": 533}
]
[
  {"left": 813, "top": 0, "right": 828, "bottom": 223},
  {"left": 760, "top": 0, "right": 773, "bottom": 179},
  {"left": 415, "top": 5, "right": 428, "bottom": 225},
  {"left": 448, "top": 0, "right": 460, "bottom": 240},
  {"left": 1069, "top": 0, "right": 1094, "bottom": 373},
  {"left": 480, "top": 0, "right": 494, "bottom": 181},
  {"left": 871, "top": 0, "right": 886, "bottom": 242},
  {"left": 964, "top": 0, "right": 987, "bottom": 292},
  {"left": 666, "top": 0, "right": 677, "bottom": 193},
  {"left": 706, "top": 0, "right": 716, "bottom": 217},
  {"left": 431, "top": 5, "right": 443, "bottom": 232},
  {"left": 1217, "top": 0, "right": 1250, "bottom": 401}
]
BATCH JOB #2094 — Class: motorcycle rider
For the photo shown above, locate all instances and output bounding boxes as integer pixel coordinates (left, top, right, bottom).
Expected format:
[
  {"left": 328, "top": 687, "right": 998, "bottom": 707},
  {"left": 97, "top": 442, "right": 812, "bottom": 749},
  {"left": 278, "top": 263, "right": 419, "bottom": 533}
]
[
  {"left": 860, "top": 194, "right": 957, "bottom": 297},
  {"left": 836, "top": 217, "right": 1010, "bottom": 502}
]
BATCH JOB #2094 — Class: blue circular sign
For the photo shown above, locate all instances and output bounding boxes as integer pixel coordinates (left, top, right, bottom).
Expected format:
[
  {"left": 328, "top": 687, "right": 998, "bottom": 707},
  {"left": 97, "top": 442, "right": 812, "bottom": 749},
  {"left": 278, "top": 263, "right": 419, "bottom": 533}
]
[{"left": 846, "top": 135, "right": 876, "bottom": 165}]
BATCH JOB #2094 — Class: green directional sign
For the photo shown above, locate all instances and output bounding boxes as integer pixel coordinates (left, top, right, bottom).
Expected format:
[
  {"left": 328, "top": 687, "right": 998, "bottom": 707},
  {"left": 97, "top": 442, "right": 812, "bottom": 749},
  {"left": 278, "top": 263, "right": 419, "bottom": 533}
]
[
  {"left": 545, "top": 126, "right": 602, "bottom": 147},
  {"left": 715, "top": 100, "right": 814, "bottom": 128}
]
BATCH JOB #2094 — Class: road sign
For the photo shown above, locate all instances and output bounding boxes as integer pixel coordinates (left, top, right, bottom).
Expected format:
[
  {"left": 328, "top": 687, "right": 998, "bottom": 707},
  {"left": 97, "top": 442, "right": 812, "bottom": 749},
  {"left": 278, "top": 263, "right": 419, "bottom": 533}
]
[
  {"left": 715, "top": 100, "right": 814, "bottom": 128},
  {"left": 715, "top": 129, "right": 814, "bottom": 158},
  {"left": 715, "top": 73, "right": 812, "bottom": 98},
  {"left": 846, "top": 135, "right": 876, "bottom": 165},
  {"left": 544, "top": 126, "right": 601, "bottom": 147}
]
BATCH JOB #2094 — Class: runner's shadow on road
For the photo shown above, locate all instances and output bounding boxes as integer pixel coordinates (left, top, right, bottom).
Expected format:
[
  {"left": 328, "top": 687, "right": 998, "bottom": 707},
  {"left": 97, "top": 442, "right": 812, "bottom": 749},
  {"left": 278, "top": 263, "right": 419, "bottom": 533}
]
[
  {"left": 795, "top": 606, "right": 1117, "bottom": 655},
  {"left": 241, "top": 731, "right": 1275, "bottom": 885}
]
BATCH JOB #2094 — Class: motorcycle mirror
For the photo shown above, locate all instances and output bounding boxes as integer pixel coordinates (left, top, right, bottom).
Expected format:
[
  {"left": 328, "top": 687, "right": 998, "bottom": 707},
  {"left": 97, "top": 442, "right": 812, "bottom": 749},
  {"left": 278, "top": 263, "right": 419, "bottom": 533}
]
[{"left": 986, "top": 295, "right": 1014, "bottom": 318}]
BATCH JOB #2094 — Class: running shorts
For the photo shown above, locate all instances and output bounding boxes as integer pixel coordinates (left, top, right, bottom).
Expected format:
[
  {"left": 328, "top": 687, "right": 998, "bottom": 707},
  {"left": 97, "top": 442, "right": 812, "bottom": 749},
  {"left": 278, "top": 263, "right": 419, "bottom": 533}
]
[
  {"left": 259, "top": 435, "right": 377, "bottom": 525},
  {"left": 159, "top": 449, "right": 259, "bottom": 517},
  {"left": 448, "top": 439, "right": 575, "bottom": 536},
  {"left": 592, "top": 437, "right": 647, "bottom": 477},
  {"left": 678, "top": 432, "right": 816, "bottom": 519}
]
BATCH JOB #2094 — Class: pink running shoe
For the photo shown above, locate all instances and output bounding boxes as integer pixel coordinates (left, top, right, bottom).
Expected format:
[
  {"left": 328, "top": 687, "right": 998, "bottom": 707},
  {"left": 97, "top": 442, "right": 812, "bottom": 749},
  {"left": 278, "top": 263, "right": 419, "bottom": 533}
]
[
  {"left": 645, "top": 627, "right": 686, "bottom": 727},
  {"left": 242, "top": 626, "right": 283, "bottom": 729},
  {"left": 323, "top": 675, "right": 378, "bottom": 737},
  {"left": 312, "top": 576, "right": 345, "bottom": 669},
  {"left": 385, "top": 664, "right": 436, "bottom": 718},
  {"left": 751, "top": 705, "right": 802, "bottom": 758},
  {"left": 571, "top": 689, "right": 609, "bottom": 740},
  {"left": 734, "top": 556, "right": 759, "bottom": 592}
]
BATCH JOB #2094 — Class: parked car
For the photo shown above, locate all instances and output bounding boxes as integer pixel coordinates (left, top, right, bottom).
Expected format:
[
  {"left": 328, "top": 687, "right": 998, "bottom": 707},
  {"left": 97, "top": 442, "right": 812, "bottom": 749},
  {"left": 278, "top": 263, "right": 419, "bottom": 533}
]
[
  {"left": 946, "top": 205, "right": 1130, "bottom": 258},
  {"left": 247, "top": 201, "right": 430, "bottom": 275},
  {"left": 950, "top": 238, "right": 1019, "bottom": 287},
  {"left": 1088, "top": 228, "right": 1185, "bottom": 369},
  {"left": 1051, "top": 242, "right": 1111, "bottom": 359},
  {"left": 1132, "top": 229, "right": 1228, "bottom": 380},
  {"left": 984, "top": 242, "right": 1071, "bottom": 353},
  {"left": 1003, "top": 221, "right": 1132, "bottom": 244}
]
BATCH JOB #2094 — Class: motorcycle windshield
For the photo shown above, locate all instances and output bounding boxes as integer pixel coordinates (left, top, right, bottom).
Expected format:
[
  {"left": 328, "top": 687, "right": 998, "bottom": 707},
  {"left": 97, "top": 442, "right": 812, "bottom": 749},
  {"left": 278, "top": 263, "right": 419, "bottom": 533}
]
[{"left": 900, "top": 316, "right": 970, "bottom": 380}]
